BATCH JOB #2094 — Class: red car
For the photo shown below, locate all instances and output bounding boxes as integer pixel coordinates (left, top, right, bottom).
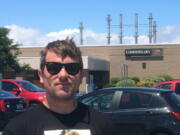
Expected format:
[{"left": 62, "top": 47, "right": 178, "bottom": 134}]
[
  {"left": 0, "top": 89, "right": 27, "bottom": 129},
  {"left": 153, "top": 80, "right": 180, "bottom": 97},
  {"left": 2, "top": 79, "right": 46, "bottom": 106}
]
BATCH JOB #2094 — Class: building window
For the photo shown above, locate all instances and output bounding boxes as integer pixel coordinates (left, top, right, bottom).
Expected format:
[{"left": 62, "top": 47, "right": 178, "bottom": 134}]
[{"left": 142, "top": 62, "right": 146, "bottom": 69}]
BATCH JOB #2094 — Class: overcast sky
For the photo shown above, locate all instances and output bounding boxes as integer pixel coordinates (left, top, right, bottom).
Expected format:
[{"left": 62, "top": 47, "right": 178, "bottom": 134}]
[{"left": 1, "top": 0, "right": 180, "bottom": 47}]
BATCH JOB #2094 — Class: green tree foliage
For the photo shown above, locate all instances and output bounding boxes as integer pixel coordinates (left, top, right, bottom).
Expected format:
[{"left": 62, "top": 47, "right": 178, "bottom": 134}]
[{"left": 0, "top": 27, "right": 31, "bottom": 73}]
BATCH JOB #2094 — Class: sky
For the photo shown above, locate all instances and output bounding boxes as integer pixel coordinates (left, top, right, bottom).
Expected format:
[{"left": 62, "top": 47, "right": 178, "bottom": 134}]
[{"left": 1, "top": 0, "right": 180, "bottom": 47}]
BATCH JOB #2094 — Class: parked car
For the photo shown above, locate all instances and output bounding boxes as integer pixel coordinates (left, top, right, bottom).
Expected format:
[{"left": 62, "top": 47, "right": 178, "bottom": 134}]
[
  {"left": 2, "top": 79, "right": 46, "bottom": 106},
  {"left": 78, "top": 87, "right": 180, "bottom": 135},
  {"left": 0, "top": 89, "right": 27, "bottom": 129},
  {"left": 153, "top": 80, "right": 180, "bottom": 96}
]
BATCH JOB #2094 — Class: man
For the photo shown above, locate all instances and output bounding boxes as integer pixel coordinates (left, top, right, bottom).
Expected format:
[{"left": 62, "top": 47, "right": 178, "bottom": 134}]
[{"left": 3, "top": 39, "right": 116, "bottom": 135}]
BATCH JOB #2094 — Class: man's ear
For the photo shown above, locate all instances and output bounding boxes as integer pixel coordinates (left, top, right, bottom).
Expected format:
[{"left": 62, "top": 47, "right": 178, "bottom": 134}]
[{"left": 38, "top": 69, "right": 44, "bottom": 84}]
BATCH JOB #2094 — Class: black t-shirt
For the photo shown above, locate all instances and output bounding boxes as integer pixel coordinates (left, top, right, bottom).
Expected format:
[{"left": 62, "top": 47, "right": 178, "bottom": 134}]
[{"left": 3, "top": 102, "right": 116, "bottom": 135}]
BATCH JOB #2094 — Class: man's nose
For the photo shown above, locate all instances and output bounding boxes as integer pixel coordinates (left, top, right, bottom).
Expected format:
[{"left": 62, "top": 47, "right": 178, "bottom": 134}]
[{"left": 57, "top": 67, "right": 69, "bottom": 77}]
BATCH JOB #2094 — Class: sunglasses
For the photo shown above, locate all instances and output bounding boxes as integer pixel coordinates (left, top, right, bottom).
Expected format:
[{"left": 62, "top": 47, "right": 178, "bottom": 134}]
[{"left": 45, "top": 62, "right": 82, "bottom": 75}]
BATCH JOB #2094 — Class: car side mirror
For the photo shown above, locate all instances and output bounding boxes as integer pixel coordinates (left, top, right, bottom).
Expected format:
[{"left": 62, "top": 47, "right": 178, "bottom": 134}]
[{"left": 12, "top": 88, "right": 21, "bottom": 96}]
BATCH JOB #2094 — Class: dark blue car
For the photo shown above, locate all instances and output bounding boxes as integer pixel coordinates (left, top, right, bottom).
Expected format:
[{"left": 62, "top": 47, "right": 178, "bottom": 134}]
[{"left": 78, "top": 87, "right": 180, "bottom": 135}]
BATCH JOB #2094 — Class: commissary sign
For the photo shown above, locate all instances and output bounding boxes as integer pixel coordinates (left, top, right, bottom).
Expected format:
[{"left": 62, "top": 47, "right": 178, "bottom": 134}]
[{"left": 125, "top": 48, "right": 163, "bottom": 60}]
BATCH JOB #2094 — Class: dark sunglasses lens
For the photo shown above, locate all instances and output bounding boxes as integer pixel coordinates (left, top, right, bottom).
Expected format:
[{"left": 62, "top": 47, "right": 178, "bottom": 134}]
[
  {"left": 46, "top": 62, "right": 62, "bottom": 75},
  {"left": 65, "top": 63, "right": 81, "bottom": 75}
]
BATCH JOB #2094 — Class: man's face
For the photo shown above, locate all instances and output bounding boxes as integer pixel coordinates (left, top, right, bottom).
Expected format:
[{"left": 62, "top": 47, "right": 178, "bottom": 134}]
[{"left": 38, "top": 51, "right": 83, "bottom": 101}]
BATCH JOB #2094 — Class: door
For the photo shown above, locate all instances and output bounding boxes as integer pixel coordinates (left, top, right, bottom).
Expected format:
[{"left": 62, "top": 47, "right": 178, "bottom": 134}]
[{"left": 112, "top": 91, "right": 153, "bottom": 135}]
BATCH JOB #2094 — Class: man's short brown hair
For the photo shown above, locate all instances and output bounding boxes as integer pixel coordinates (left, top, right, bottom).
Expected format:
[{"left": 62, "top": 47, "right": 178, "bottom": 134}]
[{"left": 40, "top": 39, "right": 83, "bottom": 70}]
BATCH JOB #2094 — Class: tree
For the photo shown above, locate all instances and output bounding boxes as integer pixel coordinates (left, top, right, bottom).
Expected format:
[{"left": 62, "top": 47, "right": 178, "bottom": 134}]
[{"left": 0, "top": 27, "right": 31, "bottom": 74}]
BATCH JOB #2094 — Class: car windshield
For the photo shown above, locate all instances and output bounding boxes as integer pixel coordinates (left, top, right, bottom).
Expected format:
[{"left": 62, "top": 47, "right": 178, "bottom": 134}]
[
  {"left": 0, "top": 90, "right": 16, "bottom": 97},
  {"left": 163, "top": 92, "right": 180, "bottom": 110},
  {"left": 17, "top": 81, "right": 44, "bottom": 92}
]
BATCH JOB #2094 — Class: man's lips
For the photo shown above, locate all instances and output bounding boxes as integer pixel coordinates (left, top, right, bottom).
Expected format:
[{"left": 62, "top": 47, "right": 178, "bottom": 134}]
[{"left": 55, "top": 82, "right": 71, "bottom": 87}]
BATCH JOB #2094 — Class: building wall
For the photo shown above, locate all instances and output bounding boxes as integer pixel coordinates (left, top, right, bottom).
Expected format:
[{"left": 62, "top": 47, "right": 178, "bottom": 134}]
[
  {"left": 79, "top": 44, "right": 180, "bottom": 79},
  {"left": 19, "top": 44, "right": 180, "bottom": 80}
]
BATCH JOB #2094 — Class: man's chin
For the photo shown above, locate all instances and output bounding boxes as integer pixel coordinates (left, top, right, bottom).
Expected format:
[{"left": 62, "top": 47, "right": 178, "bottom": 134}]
[{"left": 55, "top": 92, "right": 75, "bottom": 101}]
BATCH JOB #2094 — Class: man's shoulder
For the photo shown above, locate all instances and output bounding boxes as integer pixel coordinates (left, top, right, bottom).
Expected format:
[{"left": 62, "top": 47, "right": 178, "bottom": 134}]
[{"left": 9, "top": 104, "right": 46, "bottom": 123}]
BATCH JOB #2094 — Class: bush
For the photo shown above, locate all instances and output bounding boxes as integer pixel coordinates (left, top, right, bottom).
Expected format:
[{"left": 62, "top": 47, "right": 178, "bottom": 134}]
[
  {"left": 110, "top": 77, "right": 122, "bottom": 84},
  {"left": 116, "top": 79, "right": 136, "bottom": 87},
  {"left": 103, "top": 83, "right": 116, "bottom": 88},
  {"left": 129, "top": 76, "right": 140, "bottom": 84},
  {"left": 157, "top": 74, "right": 173, "bottom": 81},
  {"left": 136, "top": 81, "right": 154, "bottom": 87},
  {"left": 104, "top": 74, "right": 173, "bottom": 88}
]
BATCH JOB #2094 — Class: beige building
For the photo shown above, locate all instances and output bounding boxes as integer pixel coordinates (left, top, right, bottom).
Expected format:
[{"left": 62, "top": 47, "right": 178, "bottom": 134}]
[{"left": 17, "top": 43, "right": 180, "bottom": 93}]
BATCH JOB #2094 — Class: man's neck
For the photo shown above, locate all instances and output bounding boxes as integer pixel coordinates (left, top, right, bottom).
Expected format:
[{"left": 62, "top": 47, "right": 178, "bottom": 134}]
[{"left": 43, "top": 97, "right": 78, "bottom": 114}]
